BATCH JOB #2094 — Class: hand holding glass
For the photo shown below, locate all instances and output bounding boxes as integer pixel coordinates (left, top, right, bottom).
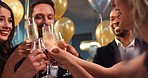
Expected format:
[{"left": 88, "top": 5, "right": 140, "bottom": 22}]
[
  {"left": 42, "top": 24, "right": 58, "bottom": 78},
  {"left": 54, "top": 32, "right": 71, "bottom": 77}
]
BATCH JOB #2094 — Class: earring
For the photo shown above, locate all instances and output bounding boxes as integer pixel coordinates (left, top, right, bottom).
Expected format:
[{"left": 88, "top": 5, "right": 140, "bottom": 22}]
[{"left": 144, "top": 0, "right": 148, "bottom": 6}]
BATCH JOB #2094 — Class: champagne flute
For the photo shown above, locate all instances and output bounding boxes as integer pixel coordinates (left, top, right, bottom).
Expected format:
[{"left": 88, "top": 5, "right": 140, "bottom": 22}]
[
  {"left": 32, "top": 38, "right": 42, "bottom": 51},
  {"left": 26, "top": 17, "right": 39, "bottom": 41},
  {"left": 54, "top": 32, "right": 71, "bottom": 77},
  {"left": 25, "top": 17, "right": 39, "bottom": 52},
  {"left": 42, "top": 24, "right": 55, "bottom": 50},
  {"left": 42, "top": 24, "right": 57, "bottom": 78},
  {"left": 32, "top": 38, "right": 43, "bottom": 78},
  {"left": 54, "top": 32, "right": 66, "bottom": 50},
  {"left": 33, "top": 38, "right": 53, "bottom": 78}
]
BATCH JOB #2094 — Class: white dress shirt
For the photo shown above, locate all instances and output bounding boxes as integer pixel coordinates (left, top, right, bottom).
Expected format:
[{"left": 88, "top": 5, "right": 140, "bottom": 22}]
[{"left": 115, "top": 38, "right": 139, "bottom": 60}]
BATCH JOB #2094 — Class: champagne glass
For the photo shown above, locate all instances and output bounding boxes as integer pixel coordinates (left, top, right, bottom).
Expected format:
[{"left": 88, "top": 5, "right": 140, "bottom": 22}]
[
  {"left": 54, "top": 32, "right": 66, "bottom": 50},
  {"left": 42, "top": 24, "right": 57, "bottom": 78},
  {"left": 32, "top": 38, "right": 43, "bottom": 78},
  {"left": 42, "top": 24, "right": 55, "bottom": 50},
  {"left": 32, "top": 38, "right": 53, "bottom": 78},
  {"left": 26, "top": 17, "right": 39, "bottom": 41},
  {"left": 25, "top": 17, "right": 39, "bottom": 52},
  {"left": 54, "top": 32, "right": 71, "bottom": 77}
]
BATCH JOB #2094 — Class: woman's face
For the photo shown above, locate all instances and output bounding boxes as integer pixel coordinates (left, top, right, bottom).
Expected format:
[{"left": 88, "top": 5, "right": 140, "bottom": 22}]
[
  {"left": 0, "top": 7, "right": 13, "bottom": 42},
  {"left": 113, "top": 0, "right": 134, "bottom": 30}
]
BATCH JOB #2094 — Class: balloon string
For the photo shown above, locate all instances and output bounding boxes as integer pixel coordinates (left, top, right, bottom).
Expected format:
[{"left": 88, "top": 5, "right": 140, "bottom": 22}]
[
  {"left": 99, "top": 13, "right": 103, "bottom": 24},
  {"left": 99, "top": 13, "right": 104, "bottom": 46},
  {"left": 25, "top": 0, "right": 29, "bottom": 19}
]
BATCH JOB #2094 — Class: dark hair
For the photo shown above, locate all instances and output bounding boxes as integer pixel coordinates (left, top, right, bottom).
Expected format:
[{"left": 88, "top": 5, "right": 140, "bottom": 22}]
[
  {"left": 30, "top": 0, "right": 55, "bottom": 15},
  {"left": 0, "top": 2, "right": 15, "bottom": 63}
]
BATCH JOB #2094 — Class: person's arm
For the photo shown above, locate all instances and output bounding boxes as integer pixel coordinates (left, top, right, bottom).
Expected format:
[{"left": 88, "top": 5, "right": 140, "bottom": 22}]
[
  {"left": 49, "top": 46, "right": 148, "bottom": 78},
  {"left": 49, "top": 48, "right": 94, "bottom": 78},
  {"left": 117, "top": 52, "right": 148, "bottom": 78},
  {"left": 65, "top": 56, "right": 94, "bottom": 78},
  {"left": 69, "top": 53, "right": 119, "bottom": 78},
  {"left": 49, "top": 47, "right": 118, "bottom": 78},
  {"left": 59, "top": 45, "right": 118, "bottom": 78},
  {"left": 2, "top": 40, "right": 31, "bottom": 78},
  {"left": 68, "top": 49, "right": 148, "bottom": 78},
  {"left": 49, "top": 48, "right": 130, "bottom": 78}
]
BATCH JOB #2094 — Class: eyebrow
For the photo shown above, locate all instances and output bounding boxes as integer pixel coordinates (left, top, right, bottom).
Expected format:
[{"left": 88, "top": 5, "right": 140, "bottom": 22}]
[
  {"left": 0, "top": 16, "right": 12, "bottom": 21},
  {"left": 110, "top": 16, "right": 115, "bottom": 18},
  {"left": 34, "top": 13, "right": 43, "bottom": 16}
]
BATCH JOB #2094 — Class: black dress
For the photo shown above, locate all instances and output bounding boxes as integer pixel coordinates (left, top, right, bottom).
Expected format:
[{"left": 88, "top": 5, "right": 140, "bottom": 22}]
[{"left": 0, "top": 47, "right": 13, "bottom": 77}]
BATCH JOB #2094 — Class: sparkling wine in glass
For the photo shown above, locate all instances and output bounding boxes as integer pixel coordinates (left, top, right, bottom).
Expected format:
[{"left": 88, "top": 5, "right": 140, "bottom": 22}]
[
  {"left": 32, "top": 38, "right": 42, "bottom": 51},
  {"left": 31, "top": 38, "right": 44, "bottom": 78},
  {"left": 42, "top": 24, "right": 58, "bottom": 78},
  {"left": 26, "top": 18, "right": 39, "bottom": 41},
  {"left": 42, "top": 24, "right": 55, "bottom": 50},
  {"left": 54, "top": 32, "right": 66, "bottom": 50}
]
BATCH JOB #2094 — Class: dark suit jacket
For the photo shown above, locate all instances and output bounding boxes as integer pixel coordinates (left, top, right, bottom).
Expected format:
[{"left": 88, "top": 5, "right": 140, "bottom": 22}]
[{"left": 93, "top": 37, "right": 148, "bottom": 68}]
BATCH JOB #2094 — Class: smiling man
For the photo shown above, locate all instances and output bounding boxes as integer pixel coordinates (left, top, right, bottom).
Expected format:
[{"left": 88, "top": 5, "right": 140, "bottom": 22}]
[{"left": 93, "top": 8, "right": 147, "bottom": 67}]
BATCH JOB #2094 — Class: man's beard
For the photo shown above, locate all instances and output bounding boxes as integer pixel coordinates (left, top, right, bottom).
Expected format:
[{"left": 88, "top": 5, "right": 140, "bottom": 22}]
[{"left": 116, "top": 30, "right": 128, "bottom": 37}]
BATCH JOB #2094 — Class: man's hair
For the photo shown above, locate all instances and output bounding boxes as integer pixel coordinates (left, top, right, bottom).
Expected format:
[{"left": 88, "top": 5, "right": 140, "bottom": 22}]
[{"left": 30, "top": 0, "right": 55, "bottom": 15}]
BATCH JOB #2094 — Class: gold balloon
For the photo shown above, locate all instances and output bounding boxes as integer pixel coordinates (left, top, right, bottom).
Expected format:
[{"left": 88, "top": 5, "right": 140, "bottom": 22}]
[
  {"left": 54, "top": 17, "right": 75, "bottom": 43},
  {"left": 95, "top": 20, "right": 115, "bottom": 46},
  {"left": 2, "top": 0, "right": 24, "bottom": 26},
  {"left": 52, "top": 0, "right": 68, "bottom": 19}
]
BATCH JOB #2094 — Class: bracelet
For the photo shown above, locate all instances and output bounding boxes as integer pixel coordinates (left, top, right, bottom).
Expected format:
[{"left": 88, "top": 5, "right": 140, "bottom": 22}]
[{"left": 14, "top": 73, "right": 22, "bottom": 78}]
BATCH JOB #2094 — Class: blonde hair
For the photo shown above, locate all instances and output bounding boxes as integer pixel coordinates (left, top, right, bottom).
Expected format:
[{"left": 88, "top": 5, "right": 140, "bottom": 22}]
[{"left": 131, "top": 0, "right": 148, "bottom": 27}]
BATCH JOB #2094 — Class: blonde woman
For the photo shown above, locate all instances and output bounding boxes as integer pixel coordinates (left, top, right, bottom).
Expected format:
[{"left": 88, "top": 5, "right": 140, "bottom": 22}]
[{"left": 47, "top": 0, "right": 148, "bottom": 78}]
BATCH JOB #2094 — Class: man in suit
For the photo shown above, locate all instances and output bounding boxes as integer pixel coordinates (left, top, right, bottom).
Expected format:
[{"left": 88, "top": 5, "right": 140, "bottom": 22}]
[
  {"left": 30, "top": 0, "right": 76, "bottom": 78},
  {"left": 8, "top": 0, "right": 80, "bottom": 78},
  {"left": 93, "top": 9, "right": 148, "bottom": 68}
]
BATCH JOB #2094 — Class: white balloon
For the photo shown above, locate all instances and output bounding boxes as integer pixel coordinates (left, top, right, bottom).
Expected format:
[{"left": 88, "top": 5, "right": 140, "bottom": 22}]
[
  {"left": 88, "top": 0, "right": 111, "bottom": 13},
  {"left": 88, "top": 45, "right": 98, "bottom": 58}
]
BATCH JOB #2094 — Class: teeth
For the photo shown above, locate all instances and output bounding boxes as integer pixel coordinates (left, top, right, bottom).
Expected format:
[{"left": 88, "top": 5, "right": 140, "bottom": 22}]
[{"left": 1, "top": 31, "right": 9, "bottom": 34}]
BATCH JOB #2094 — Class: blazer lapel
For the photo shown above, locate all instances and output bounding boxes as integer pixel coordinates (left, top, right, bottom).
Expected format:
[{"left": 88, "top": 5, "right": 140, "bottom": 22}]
[{"left": 110, "top": 40, "right": 122, "bottom": 62}]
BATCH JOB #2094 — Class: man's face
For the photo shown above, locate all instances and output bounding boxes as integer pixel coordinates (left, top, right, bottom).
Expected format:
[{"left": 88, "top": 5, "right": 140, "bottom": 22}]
[
  {"left": 32, "top": 4, "right": 54, "bottom": 37},
  {"left": 110, "top": 9, "right": 128, "bottom": 37},
  {"left": 112, "top": 0, "right": 134, "bottom": 30}
]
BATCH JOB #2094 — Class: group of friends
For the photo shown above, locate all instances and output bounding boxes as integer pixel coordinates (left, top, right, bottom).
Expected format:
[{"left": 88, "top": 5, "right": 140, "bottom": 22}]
[{"left": 0, "top": 0, "right": 148, "bottom": 78}]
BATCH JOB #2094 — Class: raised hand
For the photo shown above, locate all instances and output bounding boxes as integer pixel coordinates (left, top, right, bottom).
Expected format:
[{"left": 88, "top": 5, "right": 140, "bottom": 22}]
[
  {"left": 48, "top": 47, "right": 74, "bottom": 69},
  {"left": 10, "top": 40, "right": 32, "bottom": 65},
  {"left": 15, "top": 49, "right": 48, "bottom": 78}
]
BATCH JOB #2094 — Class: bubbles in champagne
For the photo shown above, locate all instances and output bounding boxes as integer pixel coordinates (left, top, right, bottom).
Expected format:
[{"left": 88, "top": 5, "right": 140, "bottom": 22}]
[{"left": 26, "top": 24, "right": 39, "bottom": 41}]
